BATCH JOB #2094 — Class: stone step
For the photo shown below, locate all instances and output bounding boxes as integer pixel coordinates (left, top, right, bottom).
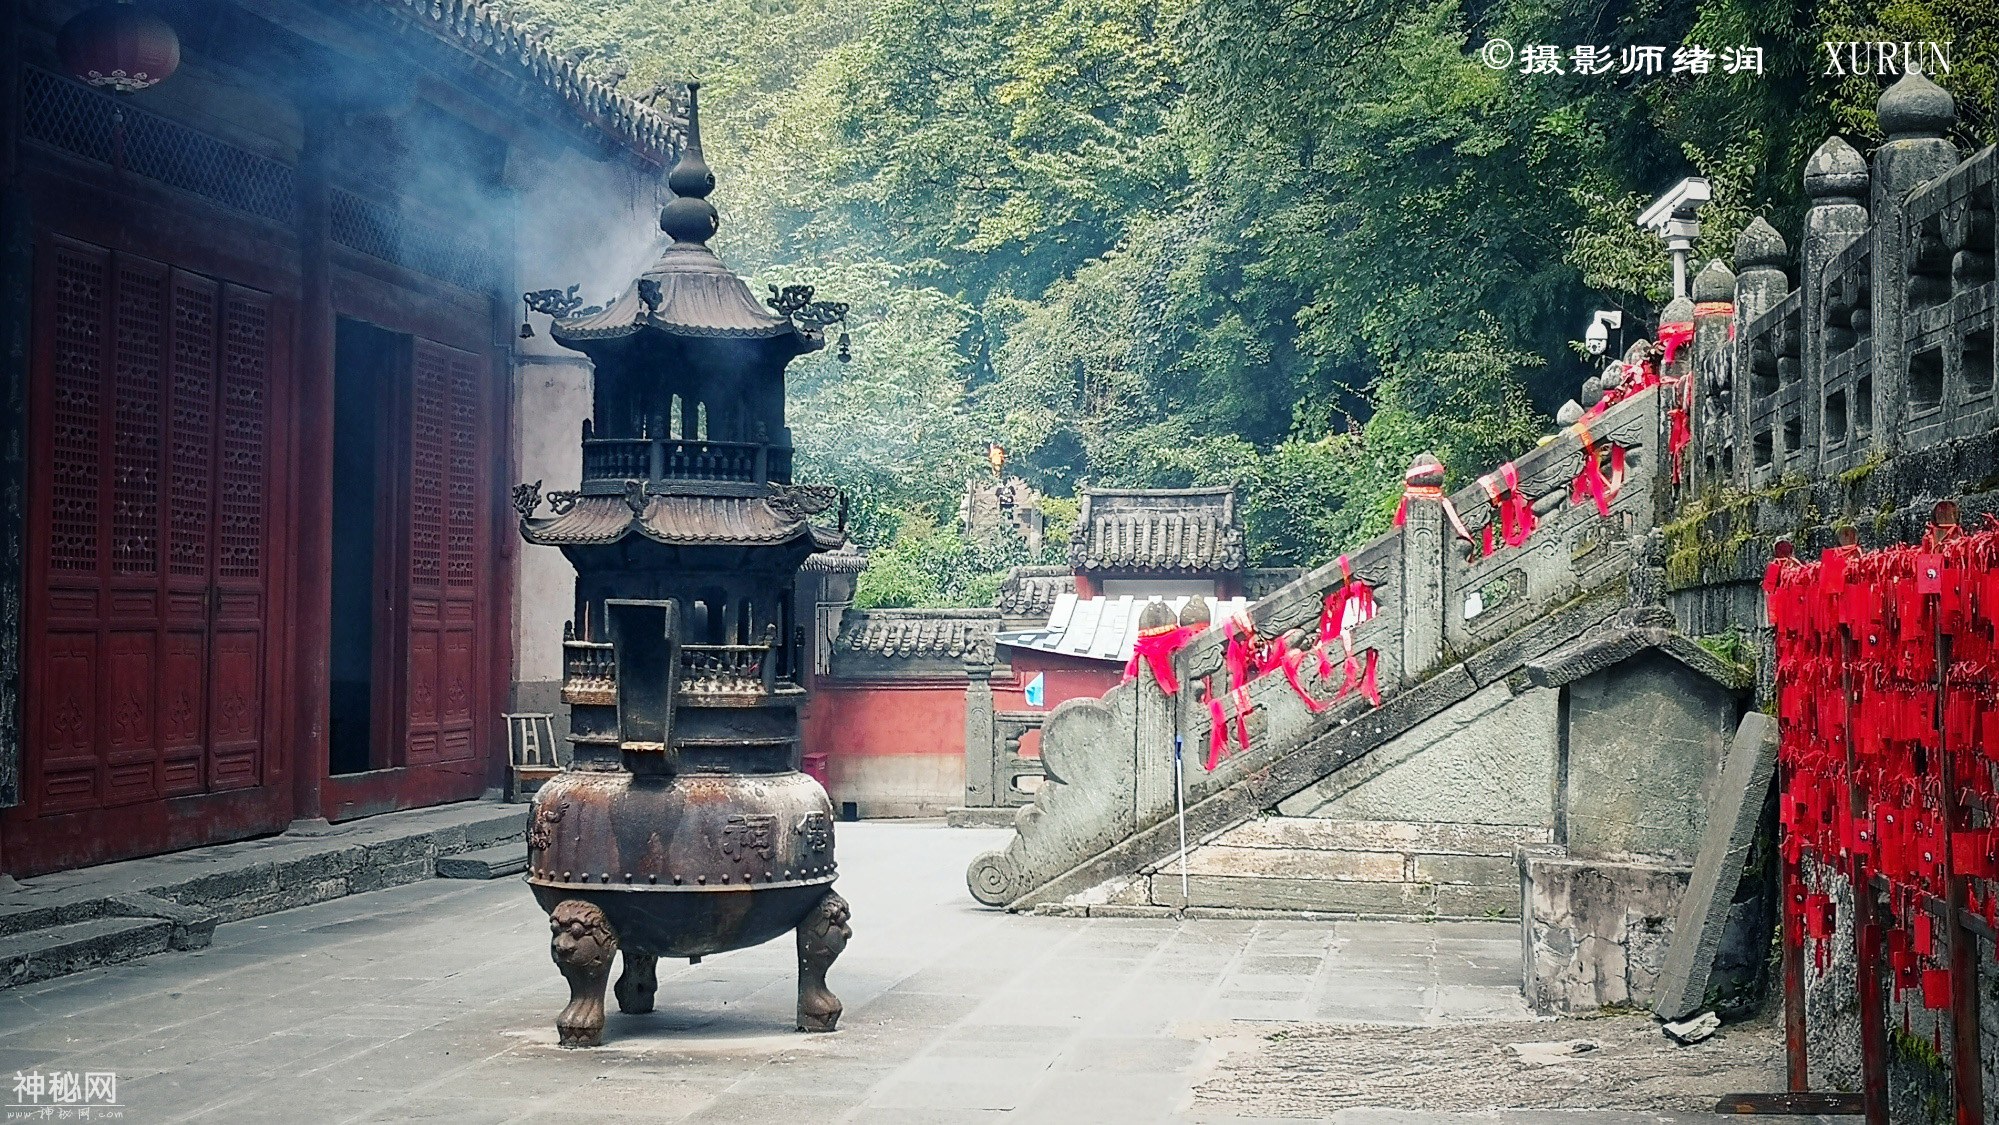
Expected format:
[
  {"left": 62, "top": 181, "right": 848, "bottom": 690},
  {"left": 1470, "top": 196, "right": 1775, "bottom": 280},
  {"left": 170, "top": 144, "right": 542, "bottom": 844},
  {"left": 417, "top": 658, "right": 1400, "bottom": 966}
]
[
  {"left": 1213, "top": 816, "right": 1548, "bottom": 857},
  {"left": 1, "top": 800, "right": 525, "bottom": 991},
  {"left": 436, "top": 843, "right": 528, "bottom": 880},
  {"left": 1149, "top": 872, "right": 1517, "bottom": 920},
  {"left": 0, "top": 916, "right": 175, "bottom": 989}
]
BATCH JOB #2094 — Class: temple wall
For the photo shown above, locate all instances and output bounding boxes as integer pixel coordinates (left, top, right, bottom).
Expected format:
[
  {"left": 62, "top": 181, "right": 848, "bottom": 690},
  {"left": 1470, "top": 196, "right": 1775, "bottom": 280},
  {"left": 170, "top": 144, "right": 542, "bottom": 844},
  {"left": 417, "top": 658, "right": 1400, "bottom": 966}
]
[
  {"left": 804, "top": 680, "right": 969, "bottom": 818},
  {"left": 507, "top": 149, "right": 667, "bottom": 748}
]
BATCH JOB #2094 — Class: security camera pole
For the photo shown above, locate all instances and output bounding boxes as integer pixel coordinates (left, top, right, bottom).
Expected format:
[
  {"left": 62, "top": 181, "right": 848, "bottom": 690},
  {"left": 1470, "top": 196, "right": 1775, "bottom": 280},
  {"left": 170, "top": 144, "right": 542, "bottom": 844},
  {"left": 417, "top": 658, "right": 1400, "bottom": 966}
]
[{"left": 1637, "top": 177, "right": 1712, "bottom": 300}]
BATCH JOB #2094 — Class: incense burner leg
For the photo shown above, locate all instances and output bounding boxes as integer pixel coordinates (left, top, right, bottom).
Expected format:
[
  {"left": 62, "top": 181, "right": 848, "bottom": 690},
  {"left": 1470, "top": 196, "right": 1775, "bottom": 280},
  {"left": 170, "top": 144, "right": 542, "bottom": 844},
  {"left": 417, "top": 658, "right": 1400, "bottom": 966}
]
[
  {"left": 615, "top": 950, "right": 658, "bottom": 1015},
  {"left": 549, "top": 899, "right": 618, "bottom": 1047},
  {"left": 796, "top": 890, "right": 850, "bottom": 1032}
]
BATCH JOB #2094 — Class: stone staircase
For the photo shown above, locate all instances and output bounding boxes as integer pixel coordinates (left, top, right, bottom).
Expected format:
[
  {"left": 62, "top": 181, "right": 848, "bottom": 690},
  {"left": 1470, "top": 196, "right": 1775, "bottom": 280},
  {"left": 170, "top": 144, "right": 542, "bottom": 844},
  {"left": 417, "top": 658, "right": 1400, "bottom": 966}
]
[
  {"left": 1139, "top": 817, "right": 1544, "bottom": 919},
  {"left": 968, "top": 387, "right": 1675, "bottom": 919}
]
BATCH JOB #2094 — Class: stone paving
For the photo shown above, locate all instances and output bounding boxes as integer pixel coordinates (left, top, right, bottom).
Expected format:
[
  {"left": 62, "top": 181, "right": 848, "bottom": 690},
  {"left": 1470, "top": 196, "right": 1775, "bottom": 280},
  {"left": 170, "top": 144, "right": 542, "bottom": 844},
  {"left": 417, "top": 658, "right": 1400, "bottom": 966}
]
[{"left": 0, "top": 822, "right": 1826, "bottom": 1124}]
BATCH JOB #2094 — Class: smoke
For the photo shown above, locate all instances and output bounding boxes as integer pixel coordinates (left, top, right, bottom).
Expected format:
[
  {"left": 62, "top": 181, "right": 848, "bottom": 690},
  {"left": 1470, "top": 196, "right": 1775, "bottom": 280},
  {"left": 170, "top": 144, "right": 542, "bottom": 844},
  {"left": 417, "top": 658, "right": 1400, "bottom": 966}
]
[{"left": 285, "top": 50, "right": 669, "bottom": 322}]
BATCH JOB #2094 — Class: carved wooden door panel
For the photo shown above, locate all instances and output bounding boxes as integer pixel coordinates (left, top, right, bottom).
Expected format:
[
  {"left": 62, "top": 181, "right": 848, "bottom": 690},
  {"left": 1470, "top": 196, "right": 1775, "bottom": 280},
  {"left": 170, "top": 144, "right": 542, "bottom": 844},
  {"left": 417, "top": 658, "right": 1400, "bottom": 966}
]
[
  {"left": 402, "top": 339, "right": 483, "bottom": 766},
  {"left": 207, "top": 286, "right": 275, "bottom": 789},
  {"left": 26, "top": 236, "right": 278, "bottom": 824}
]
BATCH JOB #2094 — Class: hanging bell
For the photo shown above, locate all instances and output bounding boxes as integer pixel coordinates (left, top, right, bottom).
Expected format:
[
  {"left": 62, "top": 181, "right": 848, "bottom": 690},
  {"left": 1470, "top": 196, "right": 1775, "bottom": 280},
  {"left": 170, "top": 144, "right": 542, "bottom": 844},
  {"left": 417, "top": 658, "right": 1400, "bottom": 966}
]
[
  {"left": 836, "top": 331, "right": 851, "bottom": 363},
  {"left": 519, "top": 320, "right": 534, "bottom": 339}
]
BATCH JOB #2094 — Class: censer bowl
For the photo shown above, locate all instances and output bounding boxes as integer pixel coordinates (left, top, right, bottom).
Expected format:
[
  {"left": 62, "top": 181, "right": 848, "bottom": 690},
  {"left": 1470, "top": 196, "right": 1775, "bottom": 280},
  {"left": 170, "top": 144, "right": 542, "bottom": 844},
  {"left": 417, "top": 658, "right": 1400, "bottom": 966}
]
[{"left": 524, "top": 764, "right": 850, "bottom": 1046}]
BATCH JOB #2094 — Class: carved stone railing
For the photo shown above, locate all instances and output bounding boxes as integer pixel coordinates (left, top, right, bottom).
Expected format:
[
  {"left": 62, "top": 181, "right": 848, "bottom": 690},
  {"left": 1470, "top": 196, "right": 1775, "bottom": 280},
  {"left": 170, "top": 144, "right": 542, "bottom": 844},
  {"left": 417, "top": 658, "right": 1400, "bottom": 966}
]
[
  {"left": 966, "top": 387, "right": 1662, "bottom": 907},
  {"left": 582, "top": 437, "right": 793, "bottom": 485},
  {"left": 1743, "top": 290, "right": 1806, "bottom": 487},
  {"left": 1897, "top": 146, "right": 1995, "bottom": 453}
]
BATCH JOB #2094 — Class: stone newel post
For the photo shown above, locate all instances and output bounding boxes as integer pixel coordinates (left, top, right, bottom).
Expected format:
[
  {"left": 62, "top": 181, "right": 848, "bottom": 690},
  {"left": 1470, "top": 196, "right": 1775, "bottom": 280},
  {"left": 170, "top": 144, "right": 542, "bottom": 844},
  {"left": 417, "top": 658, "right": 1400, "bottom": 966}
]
[
  {"left": 1398, "top": 454, "right": 1447, "bottom": 678},
  {"left": 1868, "top": 71, "right": 1960, "bottom": 456},
  {"left": 962, "top": 657, "right": 996, "bottom": 809},
  {"left": 1732, "top": 219, "right": 1791, "bottom": 490},
  {"left": 1687, "top": 260, "right": 1736, "bottom": 494}
]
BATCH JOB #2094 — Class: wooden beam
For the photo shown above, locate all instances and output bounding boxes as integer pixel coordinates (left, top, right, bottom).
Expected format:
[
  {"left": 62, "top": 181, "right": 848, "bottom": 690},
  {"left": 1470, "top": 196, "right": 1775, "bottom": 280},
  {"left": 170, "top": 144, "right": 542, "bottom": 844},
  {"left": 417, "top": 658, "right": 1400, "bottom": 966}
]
[{"left": 1714, "top": 1092, "right": 1865, "bottom": 1115}]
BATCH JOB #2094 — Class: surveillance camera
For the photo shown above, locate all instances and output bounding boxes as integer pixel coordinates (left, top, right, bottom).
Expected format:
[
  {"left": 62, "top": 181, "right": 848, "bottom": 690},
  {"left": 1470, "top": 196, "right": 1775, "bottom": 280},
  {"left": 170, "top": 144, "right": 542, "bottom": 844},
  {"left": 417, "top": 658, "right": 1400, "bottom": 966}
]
[
  {"left": 1637, "top": 177, "right": 1712, "bottom": 234},
  {"left": 1584, "top": 310, "right": 1621, "bottom": 355}
]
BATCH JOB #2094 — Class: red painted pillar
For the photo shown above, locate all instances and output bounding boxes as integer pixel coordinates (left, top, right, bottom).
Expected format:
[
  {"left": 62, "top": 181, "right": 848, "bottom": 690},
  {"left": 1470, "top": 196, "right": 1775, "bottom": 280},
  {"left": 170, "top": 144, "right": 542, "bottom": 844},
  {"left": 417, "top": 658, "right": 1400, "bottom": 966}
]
[{"left": 289, "top": 105, "right": 333, "bottom": 825}]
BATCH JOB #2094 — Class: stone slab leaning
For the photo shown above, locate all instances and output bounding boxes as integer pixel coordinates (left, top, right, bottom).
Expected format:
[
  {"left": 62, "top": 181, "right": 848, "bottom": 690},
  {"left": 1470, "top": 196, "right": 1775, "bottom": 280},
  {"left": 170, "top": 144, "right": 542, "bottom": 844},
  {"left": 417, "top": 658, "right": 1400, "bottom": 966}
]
[{"left": 1652, "top": 711, "right": 1779, "bottom": 1021}]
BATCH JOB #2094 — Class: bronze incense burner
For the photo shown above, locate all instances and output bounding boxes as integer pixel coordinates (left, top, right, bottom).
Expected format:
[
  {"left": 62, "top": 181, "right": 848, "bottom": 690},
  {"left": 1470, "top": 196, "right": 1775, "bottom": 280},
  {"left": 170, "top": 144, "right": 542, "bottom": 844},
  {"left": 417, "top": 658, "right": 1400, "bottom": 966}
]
[{"left": 515, "top": 84, "right": 851, "bottom": 1048}]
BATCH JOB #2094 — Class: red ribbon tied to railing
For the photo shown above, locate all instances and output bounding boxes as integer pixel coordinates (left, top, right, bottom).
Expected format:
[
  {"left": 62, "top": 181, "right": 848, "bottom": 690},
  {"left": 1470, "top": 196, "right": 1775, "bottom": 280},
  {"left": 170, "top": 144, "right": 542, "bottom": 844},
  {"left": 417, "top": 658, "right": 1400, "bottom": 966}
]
[
  {"left": 1476, "top": 462, "right": 1536, "bottom": 553},
  {"left": 1123, "top": 623, "right": 1196, "bottom": 695},
  {"left": 1569, "top": 420, "right": 1622, "bottom": 517}
]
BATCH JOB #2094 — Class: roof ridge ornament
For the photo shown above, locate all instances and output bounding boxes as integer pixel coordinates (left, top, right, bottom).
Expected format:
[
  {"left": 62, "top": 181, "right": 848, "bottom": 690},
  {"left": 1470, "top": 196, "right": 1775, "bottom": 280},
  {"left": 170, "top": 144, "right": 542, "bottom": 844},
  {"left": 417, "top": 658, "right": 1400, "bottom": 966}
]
[{"left": 659, "top": 81, "right": 720, "bottom": 244}]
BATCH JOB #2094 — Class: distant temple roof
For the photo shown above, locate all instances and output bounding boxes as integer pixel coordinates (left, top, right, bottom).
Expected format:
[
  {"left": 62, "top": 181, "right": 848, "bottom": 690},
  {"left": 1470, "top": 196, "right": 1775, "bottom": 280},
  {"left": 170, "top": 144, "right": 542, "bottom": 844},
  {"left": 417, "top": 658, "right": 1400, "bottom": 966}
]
[
  {"left": 801, "top": 544, "right": 868, "bottom": 573},
  {"left": 996, "top": 566, "right": 1075, "bottom": 621},
  {"left": 835, "top": 609, "right": 999, "bottom": 661},
  {"left": 361, "top": 0, "right": 683, "bottom": 166},
  {"left": 997, "top": 593, "right": 1246, "bottom": 664},
  {"left": 521, "top": 492, "right": 842, "bottom": 549},
  {"left": 1069, "top": 487, "right": 1246, "bottom": 574}
]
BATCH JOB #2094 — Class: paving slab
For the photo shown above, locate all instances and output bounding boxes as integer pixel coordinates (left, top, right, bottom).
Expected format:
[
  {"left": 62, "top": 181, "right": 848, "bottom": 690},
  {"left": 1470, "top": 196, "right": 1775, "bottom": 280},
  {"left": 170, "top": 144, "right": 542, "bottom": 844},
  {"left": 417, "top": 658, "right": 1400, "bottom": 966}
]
[{"left": 0, "top": 821, "right": 1813, "bottom": 1125}]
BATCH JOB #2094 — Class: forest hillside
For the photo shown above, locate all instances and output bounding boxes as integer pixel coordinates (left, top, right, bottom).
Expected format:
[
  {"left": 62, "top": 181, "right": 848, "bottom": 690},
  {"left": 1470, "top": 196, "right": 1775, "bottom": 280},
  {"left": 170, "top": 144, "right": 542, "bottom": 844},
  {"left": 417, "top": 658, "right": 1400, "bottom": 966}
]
[{"left": 499, "top": 0, "right": 1996, "bottom": 603}]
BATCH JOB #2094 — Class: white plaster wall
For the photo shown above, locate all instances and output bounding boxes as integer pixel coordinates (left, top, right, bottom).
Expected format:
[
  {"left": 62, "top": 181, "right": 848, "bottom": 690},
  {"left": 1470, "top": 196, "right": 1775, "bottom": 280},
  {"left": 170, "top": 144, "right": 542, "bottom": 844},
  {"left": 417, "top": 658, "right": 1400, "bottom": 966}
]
[
  {"left": 507, "top": 147, "right": 667, "bottom": 699},
  {"left": 1276, "top": 681, "right": 1560, "bottom": 829}
]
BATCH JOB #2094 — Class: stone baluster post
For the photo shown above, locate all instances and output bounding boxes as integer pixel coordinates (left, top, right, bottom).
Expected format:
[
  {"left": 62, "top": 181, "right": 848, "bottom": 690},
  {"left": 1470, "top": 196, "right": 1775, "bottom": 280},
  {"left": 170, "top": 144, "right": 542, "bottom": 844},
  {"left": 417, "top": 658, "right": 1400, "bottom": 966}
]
[
  {"left": 1658, "top": 294, "right": 1695, "bottom": 381},
  {"left": 1733, "top": 219, "right": 1791, "bottom": 490},
  {"left": 1131, "top": 601, "right": 1179, "bottom": 829},
  {"left": 1868, "top": 71, "right": 1960, "bottom": 456},
  {"left": 1398, "top": 455, "right": 1447, "bottom": 680},
  {"left": 962, "top": 658, "right": 996, "bottom": 809},
  {"left": 1800, "top": 139, "right": 1868, "bottom": 468},
  {"left": 1687, "top": 261, "right": 1736, "bottom": 495}
]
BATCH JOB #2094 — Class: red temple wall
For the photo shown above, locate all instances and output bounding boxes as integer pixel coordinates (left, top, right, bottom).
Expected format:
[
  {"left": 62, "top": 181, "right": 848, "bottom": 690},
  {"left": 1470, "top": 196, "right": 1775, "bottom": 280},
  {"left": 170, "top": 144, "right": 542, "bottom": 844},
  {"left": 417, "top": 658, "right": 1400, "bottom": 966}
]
[
  {"left": 801, "top": 651, "right": 1124, "bottom": 818},
  {"left": 803, "top": 680, "right": 969, "bottom": 818},
  {"left": 993, "top": 652, "right": 1121, "bottom": 713}
]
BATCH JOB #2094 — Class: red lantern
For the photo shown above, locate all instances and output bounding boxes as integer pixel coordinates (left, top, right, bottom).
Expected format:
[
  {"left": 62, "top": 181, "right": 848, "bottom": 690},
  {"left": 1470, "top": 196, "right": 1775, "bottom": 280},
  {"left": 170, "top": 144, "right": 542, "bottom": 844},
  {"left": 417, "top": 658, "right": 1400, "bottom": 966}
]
[{"left": 57, "top": 1, "right": 180, "bottom": 94}]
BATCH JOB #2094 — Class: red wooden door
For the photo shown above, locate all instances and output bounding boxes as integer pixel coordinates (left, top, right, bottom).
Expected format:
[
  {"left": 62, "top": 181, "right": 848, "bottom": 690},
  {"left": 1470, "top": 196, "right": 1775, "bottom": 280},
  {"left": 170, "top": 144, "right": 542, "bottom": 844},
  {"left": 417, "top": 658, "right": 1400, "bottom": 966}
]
[
  {"left": 402, "top": 339, "right": 483, "bottom": 766},
  {"left": 20, "top": 236, "right": 283, "bottom": 867}
]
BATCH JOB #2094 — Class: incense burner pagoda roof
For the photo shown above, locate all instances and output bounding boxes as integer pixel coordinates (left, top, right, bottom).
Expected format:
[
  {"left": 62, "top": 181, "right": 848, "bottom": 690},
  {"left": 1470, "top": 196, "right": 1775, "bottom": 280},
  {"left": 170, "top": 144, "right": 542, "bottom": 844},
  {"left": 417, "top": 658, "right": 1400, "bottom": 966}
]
[
  {"left": 551, "top": 244, "right": 802, "bottom": 342},
  {"left": 522, "top": 492, "right": 843, "bottom": 550}
]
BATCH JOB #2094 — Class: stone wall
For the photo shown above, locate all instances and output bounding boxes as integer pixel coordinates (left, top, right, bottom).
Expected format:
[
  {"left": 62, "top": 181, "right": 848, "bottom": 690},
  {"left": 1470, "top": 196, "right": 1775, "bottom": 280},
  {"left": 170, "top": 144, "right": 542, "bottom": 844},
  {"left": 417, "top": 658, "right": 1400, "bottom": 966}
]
[{"left": 1665, "top": 72, "right": 1997, "bottom": 1117}]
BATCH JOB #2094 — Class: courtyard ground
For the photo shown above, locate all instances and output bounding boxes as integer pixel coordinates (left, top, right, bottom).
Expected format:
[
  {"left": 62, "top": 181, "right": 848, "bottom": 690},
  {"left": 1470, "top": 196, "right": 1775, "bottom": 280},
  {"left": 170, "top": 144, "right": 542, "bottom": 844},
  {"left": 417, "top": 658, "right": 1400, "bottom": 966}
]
[{"left": 0, "top": 821, "right": 1833, "bottom": 1124}]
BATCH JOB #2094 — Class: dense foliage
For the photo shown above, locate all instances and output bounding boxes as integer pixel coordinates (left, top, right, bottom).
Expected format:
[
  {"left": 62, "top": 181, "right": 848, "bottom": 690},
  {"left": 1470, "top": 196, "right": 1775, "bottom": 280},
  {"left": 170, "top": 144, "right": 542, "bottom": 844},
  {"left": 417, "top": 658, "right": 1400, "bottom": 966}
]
[{"left": 502, "top": 0, "right": 1995, "bottom": 600}]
